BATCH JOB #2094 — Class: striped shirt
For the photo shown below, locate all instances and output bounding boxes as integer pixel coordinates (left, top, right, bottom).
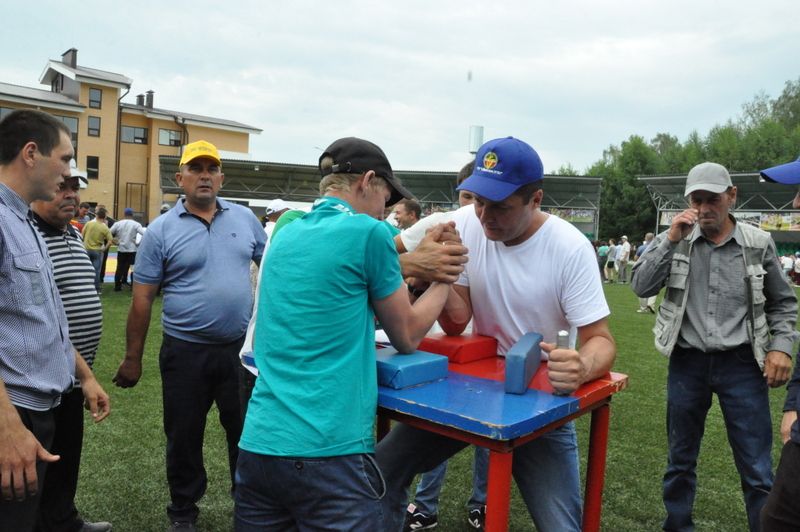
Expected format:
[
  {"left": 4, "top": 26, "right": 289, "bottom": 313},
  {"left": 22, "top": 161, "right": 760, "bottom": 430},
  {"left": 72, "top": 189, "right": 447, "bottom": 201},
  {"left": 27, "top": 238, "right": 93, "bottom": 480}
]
[
  {"left": 32, "top": 213, "right": 103, "bottom": 368},
  {"left": 0, "top": 183, "right": 74, "bottom": 410}
]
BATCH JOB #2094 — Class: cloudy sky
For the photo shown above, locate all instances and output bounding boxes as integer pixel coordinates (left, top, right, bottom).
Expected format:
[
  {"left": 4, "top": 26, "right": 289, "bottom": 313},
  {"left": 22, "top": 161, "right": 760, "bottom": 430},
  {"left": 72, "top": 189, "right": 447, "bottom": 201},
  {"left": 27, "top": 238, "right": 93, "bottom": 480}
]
[{"left": 2, "top": 1, "right": 797, "bottom": 173}]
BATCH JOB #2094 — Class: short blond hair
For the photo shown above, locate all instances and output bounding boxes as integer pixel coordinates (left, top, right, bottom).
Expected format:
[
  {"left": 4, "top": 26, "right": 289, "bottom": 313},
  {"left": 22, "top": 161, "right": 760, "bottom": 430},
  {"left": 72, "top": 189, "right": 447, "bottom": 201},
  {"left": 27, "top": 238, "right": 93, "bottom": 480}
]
[{"left": 318, "top": 155, "right": 389, "bottom": 197}]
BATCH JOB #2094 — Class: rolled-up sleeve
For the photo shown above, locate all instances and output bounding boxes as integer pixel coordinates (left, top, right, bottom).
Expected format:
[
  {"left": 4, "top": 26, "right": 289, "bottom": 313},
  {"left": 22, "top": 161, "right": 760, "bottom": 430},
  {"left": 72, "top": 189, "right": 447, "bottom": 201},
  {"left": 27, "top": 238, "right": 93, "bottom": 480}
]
[
  {"left": 762, "top": 241, "right": 798, "bottom": 356},
  {"left": 631, "top": 232, "right": 677, "bottom": 298}
]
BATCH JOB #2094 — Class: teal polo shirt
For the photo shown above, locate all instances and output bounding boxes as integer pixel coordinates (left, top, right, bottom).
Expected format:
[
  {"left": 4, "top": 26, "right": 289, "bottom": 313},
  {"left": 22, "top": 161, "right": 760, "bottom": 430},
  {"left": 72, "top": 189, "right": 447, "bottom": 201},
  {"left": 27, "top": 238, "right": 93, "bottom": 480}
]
[{"left": 240, "top": 196, "right": 402, "bottom": 457}]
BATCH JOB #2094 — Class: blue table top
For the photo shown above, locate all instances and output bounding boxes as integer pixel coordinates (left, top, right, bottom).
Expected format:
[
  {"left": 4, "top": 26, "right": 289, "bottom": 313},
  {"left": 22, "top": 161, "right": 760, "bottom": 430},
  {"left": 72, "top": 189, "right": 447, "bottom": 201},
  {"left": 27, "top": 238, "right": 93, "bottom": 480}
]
[{"left": 378, "top": 371, "right": 580, "bottom": 441}]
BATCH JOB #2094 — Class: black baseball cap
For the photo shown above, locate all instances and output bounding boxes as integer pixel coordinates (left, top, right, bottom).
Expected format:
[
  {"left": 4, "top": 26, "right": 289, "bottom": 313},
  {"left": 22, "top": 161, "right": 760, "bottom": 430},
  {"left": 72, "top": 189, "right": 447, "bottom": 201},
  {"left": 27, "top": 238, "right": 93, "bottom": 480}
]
[{"left": 318, "top": 137, "right": 413, "bottom": 206}]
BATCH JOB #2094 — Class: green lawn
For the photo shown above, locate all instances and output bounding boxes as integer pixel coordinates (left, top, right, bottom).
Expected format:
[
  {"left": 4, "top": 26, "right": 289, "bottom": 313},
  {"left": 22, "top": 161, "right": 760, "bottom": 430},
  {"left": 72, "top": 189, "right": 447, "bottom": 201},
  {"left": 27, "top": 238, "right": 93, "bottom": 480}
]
[{"left": 76, "top": 284, "right": 795, "bottom": 531}]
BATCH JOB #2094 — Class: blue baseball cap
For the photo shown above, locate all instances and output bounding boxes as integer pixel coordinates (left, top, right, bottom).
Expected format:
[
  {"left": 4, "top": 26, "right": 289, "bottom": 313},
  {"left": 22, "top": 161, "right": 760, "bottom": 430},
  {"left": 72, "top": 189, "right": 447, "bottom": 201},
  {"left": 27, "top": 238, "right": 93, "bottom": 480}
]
[
  {"left": 457, "top": 137, "right": 544, "bottom": 201},
  {"left": 760, "top": 157, "right": 800, "bottom": 185}
]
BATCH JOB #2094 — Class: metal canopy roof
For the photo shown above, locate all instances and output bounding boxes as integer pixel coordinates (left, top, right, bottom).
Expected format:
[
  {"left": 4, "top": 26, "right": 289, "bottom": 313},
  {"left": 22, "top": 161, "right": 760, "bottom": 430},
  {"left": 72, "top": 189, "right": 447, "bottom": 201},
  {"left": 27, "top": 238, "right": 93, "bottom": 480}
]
[
  {"left": 159, "top": 155, "right": 602, "bottom": 210},
  {"left": 638, "top": 172, "right": 798, "bottom": 212}
]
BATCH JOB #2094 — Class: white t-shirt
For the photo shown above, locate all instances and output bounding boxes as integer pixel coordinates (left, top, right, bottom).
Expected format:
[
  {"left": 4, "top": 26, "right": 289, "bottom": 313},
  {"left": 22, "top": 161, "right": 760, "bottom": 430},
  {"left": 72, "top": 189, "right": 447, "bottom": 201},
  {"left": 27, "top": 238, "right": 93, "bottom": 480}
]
[
  {"left": 110, "top": 218, "right": 145, "bottom": 252},
  {"left": 399, "top": 211, "right": 454, "bottom": 252},
  {"left": 618, "top": 241, "right": 631, "bottom": 262},
  {"left": 451, "top": 204, "right": 610, "bottom": 356},
  {"left": 264, "top": 221, "right": 276, "bottom": 240}
]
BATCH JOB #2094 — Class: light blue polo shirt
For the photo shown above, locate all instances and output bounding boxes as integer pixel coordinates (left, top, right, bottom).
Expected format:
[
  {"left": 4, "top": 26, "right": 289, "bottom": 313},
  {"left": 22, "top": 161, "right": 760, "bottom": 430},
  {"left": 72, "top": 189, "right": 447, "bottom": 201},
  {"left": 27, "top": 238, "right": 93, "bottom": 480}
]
[
  {"left": 135, "top": 198, "right": 266, "bottom": 344},
  {"left": 240, "top": 196, "right": 402, "bottom": 457}
]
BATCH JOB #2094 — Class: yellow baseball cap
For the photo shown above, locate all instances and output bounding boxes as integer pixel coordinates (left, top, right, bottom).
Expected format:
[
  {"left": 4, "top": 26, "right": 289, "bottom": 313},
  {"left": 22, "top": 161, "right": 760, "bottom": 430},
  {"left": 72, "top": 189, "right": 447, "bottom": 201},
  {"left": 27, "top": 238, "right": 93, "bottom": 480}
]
[{"left": 179, "top": 140, "right": 221, "bottom": 167}]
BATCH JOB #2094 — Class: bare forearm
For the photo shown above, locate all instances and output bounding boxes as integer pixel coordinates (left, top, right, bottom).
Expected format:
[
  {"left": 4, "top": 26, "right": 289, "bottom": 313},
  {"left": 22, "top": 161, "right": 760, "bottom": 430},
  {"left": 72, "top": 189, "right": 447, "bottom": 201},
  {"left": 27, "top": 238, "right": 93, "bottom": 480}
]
[
  {"left": 0, "top": 378, "right": 21, "bottom": 426},
  {"left": 125, "top": 300, "right": 152, "bottom": 361},
  {"left": 73, "top": 351, "right": 94, "bottom": 382},
  {"left": 405, "top": 282, "right": 451, "bottom": 347},
  {"left": 438, "top": 286, "right": 471, "bottom": 336},
  {"left": 578, "top": 335, "right": 616, "bottom": 384}
]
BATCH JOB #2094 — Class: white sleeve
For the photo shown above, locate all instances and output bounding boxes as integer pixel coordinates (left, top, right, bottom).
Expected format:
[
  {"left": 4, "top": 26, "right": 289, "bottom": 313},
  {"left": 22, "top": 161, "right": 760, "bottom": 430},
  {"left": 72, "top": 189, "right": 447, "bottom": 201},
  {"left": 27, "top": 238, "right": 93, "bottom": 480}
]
[
  {"left": 399, "top": 212, "right": 453, "bottom": 252},
  {"left": 561, "top": 242, "right": 610, "bottom": 327}
]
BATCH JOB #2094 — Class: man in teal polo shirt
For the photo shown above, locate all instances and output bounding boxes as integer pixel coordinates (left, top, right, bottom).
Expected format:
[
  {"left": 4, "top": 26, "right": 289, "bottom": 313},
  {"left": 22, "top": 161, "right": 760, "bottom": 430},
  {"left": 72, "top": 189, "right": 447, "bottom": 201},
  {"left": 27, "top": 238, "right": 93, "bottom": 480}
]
[{"left": 235, "top": 137, "right": 457, "bottom": 530}]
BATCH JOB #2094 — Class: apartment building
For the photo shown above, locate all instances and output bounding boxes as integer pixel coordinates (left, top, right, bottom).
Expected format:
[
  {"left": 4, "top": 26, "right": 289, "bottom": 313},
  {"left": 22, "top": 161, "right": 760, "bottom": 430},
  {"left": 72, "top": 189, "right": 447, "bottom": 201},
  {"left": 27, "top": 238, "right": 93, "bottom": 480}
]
[{"left": 0, "top": 48, "right": 260, "bottom": 221}]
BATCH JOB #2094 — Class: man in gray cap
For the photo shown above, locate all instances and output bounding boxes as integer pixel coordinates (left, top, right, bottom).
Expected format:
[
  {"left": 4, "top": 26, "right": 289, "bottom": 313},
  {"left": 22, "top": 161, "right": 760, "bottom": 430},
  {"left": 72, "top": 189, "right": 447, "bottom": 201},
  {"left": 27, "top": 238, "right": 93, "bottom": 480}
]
[
  {"left": 759, "top": 156, "right": 800, "bottom": 531},
  {"left": 632, "top": 161, "right": 797, "bottom": 532}
]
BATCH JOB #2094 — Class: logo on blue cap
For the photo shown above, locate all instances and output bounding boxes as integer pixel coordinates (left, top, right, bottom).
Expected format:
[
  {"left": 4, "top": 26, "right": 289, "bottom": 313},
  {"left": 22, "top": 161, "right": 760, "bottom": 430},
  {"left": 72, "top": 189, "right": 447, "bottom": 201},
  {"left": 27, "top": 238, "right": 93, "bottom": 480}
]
[
  {"left": 458, "top": 137, "right": 544, "bottom": 202},
  {"left": 483, "top": 152, "right": 498, "bottom": 170}
]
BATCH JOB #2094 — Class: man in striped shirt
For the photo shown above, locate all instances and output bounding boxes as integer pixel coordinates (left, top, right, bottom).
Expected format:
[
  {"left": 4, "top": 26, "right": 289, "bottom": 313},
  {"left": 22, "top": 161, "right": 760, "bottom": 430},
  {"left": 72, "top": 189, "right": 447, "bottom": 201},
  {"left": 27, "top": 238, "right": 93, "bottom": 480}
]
[{"left": 31, "top": 161, "right": 110, "bottom": 532}]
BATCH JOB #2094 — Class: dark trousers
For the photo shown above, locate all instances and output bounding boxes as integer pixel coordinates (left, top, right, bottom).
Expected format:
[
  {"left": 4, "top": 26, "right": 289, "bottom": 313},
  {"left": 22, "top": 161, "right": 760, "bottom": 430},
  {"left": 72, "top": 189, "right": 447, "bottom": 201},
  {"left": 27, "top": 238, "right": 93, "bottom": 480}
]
[
  {"left": 37, "top": 388, "right": 84, "bottom": 532},
  {"left": 159, "top": 333, "right": 244, "bottom": 523},
  {"left": 663, "top": 346, "right": 772, "bottom": 532},
  {"left": 0, "top": 406, "right": 56, "bottom": 532},
  {"left": 761, "top": 440, "right": 800, "bottom": 531},
  {"left": 238, "top": 365, "right": 257, "bottom": 422},
  {"left": 114, "top": 251, "right": 136, "bottom": 288}
]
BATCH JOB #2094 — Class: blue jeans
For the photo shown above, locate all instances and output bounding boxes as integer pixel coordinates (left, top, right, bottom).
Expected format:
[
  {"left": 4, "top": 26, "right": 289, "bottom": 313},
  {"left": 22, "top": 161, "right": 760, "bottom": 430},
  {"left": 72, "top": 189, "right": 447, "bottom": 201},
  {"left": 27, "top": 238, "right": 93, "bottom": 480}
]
[
  {"left": 86, "top": 249, "right": 103, "bottom": 290},
  {"left": 234, "top": 450, "right": 385, "bottom": 531},
  {"left": 413, "top": 446, "right": 488, "bottom": 515},
  {"left": 376, "top": 421, "right": 581, "bottom": 532},
  {"left": 663, "top": 346, "right": 772, "bottom": 532}
]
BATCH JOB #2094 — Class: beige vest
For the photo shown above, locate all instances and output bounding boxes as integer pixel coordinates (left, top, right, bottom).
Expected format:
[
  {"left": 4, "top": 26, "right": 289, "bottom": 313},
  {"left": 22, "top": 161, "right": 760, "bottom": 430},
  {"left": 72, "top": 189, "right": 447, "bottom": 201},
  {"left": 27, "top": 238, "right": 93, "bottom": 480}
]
[{"left": 653, "top": 223, "right": 772, "bottom": 369}]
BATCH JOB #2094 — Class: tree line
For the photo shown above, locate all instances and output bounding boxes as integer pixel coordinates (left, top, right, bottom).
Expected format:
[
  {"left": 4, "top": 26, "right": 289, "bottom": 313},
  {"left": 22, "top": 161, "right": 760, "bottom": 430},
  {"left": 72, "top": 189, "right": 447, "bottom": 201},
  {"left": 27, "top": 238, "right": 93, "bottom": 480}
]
[{"left": 562, "top": 77, "right": 800, "bottom": 241}]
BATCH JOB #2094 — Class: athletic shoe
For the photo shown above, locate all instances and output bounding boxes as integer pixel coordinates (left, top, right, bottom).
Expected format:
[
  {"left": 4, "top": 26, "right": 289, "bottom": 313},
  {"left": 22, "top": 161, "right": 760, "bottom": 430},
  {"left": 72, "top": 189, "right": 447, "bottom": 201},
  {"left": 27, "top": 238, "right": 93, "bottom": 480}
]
[
  {"left": 404, "top": 508, "right": 438, "bottom": 531},
  {"left": 636, "top": 308, "right": 646, "bottom": 313},
  {"left": 648, "top": 305, "right": 656, "bottom": 314},
  {"left": 467, "top": 505, "right": 486, "bottom": 530}
]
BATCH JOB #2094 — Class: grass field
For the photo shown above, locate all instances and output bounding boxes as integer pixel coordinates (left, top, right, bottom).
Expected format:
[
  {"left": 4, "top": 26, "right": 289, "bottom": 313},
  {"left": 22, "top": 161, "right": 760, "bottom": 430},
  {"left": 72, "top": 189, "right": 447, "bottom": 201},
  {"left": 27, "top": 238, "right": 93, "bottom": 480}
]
[{"left": 74, "top": 283, "right": 795, "bottom": 531}]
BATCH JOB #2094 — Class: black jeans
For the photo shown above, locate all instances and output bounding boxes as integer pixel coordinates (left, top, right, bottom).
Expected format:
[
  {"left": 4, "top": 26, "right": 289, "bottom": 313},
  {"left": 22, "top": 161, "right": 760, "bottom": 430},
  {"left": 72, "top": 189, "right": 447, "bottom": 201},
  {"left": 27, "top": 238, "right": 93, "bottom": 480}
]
[
  {"left": 0, "top": 406, "right": 56, "bottom": 532},
  {"left": 159, "top": 333, "right": 244, "bottom": 523},
  {"left": 761, "top": 440, "right": 800, "bottom": 531},
  {"left": 114, "top": 251, "right": 136, "bottom": 288},
  {"left": 37, "top": 387, "right": 85, "bottom": 532},
  {"left": 238, "top": 365, "right": 256, "bottom": 422}
]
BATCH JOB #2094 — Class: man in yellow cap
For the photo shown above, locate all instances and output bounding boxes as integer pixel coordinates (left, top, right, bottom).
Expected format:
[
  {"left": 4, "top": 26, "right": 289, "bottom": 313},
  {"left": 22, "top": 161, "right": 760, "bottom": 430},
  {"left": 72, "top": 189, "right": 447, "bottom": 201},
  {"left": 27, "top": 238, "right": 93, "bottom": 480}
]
[{"left": 113, "top": 140, "right": 266, "bottom": 532}]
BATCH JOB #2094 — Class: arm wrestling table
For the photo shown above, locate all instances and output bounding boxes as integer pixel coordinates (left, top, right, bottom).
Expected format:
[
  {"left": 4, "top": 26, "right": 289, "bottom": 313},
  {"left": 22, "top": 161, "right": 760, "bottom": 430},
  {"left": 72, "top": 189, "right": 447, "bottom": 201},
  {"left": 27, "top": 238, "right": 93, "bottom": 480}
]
[{"left": 377, "top": 356, "right": 628, "bottom": 532}]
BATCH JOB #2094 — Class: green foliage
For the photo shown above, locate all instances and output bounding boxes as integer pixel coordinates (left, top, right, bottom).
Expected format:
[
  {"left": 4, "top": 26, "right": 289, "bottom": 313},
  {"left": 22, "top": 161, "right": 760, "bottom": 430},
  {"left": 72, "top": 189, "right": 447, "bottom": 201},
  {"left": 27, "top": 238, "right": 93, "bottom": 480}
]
[
  {"left": 587, "top": 75, "right": 800, "bottom": 242},
  {"left": 595, "top": 136, "right": 658, "bottom": 241},
  {"left": 77, "top": 287, "right": 796, "bottom": 531},
  {"left": 773, "top": 77, "right": 800, "bottom": 131},
  {"left": 554, "top": 162, "right": 579, "bottom": 176}
]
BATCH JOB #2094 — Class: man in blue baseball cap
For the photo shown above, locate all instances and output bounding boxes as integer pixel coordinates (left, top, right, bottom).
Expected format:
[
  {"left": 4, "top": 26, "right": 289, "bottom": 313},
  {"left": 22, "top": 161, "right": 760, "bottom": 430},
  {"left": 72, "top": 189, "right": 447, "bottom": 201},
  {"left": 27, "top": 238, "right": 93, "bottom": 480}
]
[
  {"left": 377, "top": 137, "right": 617, "bottom": 531},
  {"left": 760, "top": 155, "right": 800, "bottom": 531},
  {"left": 761, "top": 156, "right": 800, "bottom": 208}
]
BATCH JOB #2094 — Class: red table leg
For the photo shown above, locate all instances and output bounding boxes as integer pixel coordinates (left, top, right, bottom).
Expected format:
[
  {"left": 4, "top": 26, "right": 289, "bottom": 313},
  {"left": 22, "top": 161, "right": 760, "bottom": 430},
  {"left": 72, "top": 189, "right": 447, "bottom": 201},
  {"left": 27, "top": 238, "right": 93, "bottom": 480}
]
[
  {"left": 582, "top": 403, "right": 610, "bottom": 532},
  {"left": 485, "top": 449, "right": 513, "bottom": 532}
]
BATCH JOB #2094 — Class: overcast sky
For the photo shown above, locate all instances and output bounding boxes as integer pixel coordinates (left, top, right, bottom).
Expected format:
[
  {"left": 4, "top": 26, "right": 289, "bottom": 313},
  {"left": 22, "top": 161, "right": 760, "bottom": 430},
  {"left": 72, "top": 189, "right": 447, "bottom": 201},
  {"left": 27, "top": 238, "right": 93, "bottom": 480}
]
[{"left": 2, "top": 1, "right": 798, "bottom": 173}]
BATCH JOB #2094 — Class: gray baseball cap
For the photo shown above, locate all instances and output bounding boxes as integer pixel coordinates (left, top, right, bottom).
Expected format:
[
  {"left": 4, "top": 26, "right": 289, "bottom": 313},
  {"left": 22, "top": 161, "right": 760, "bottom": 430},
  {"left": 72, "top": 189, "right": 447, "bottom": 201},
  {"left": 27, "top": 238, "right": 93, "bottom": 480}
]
[{"left": 684, "top": 162, "right": 732, "bottom": 197}]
